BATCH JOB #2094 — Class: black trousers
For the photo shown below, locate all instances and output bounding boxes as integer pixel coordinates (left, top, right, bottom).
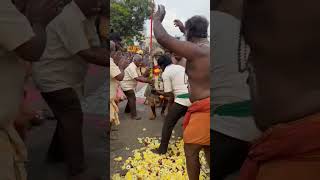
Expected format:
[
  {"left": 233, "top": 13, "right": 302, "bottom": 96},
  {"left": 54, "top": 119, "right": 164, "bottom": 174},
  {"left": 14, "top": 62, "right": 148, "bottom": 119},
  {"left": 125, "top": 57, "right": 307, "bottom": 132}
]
[
  {"left": 123, "top": 89, "right": 137, "bottom": 117},
  {"left": 41, "top": 88, "right": 86, "bottom": 176},
  {"left": 158, "top": 102, "right": 188, "bottom": 153},
  {"left": 211, "top": 130, "right": 249, "bottom": 180}
]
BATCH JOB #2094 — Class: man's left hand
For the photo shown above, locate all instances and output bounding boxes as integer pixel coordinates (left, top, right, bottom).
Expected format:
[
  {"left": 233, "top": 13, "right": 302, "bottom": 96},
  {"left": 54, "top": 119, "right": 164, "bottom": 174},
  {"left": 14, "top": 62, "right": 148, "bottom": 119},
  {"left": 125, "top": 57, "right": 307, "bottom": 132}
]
[{"left": 154, "top": 5, "right": 166, "bottom": 22}]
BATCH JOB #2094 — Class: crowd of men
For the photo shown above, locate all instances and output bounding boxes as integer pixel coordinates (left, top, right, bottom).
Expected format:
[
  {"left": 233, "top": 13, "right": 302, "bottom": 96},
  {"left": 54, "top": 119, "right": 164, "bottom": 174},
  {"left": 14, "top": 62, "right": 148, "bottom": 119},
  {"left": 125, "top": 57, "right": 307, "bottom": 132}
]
[{"left": 110, "top": 4, "right": 211, "bottom": 180}]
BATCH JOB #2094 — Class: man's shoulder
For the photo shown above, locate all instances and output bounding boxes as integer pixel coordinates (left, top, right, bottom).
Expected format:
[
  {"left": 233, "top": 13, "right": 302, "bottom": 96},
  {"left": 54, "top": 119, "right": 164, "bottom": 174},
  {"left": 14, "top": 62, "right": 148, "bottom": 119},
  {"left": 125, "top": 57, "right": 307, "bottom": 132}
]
[
  {"left": 110, "top": 58, "right": 117, "bottom": 66},
  {"left": 164, "top": 65, "right": 179, "bottom": 76},
  {"left": 49, "top": 1, "right": 86, "bottom": 28},
  {"left": 125, "top": 62, "right": 136, "bottom": 71}
]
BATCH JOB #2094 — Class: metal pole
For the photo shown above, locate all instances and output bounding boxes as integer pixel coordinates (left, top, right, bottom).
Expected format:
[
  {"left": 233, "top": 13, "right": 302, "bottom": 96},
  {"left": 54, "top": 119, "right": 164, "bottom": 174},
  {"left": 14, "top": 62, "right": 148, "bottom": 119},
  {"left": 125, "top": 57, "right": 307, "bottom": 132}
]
[{"left": 149, "top": 0, "right": 154, "bottom": 54}]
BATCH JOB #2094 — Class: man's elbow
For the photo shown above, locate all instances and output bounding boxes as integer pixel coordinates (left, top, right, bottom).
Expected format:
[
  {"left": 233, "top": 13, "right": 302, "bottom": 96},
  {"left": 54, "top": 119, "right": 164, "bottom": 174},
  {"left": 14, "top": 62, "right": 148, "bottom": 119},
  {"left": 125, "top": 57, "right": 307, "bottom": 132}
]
[
  {"left": 18, "top": 54, "right": 41, "bottom": 62},
  {"left": 155, "top": 33, "right": 170, "bottom": 45},
  {"left": 15, "top": 47, "right": 43, "bottom": 62},
  {"left": 115, "top": 74, "right": 124, "bottom": 81}
]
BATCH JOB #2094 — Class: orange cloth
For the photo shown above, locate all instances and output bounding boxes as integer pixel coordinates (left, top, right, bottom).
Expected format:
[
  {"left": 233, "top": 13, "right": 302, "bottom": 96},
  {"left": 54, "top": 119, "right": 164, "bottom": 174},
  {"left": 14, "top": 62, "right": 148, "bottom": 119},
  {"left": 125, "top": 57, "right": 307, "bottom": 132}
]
[
  {"left": 183, "top": 98, "right": 210, "bottom": 145},
  {"left": 240, "top": 112, "right": 320, "bottom": 180},
  {"left": 183, "top": 97, "right": 210, "bottom": 129}
]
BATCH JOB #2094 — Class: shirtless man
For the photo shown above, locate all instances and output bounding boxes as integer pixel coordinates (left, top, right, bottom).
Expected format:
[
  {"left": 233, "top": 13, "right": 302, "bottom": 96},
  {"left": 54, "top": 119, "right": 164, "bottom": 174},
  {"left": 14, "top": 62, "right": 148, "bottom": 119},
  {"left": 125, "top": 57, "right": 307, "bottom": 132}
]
[
  {"left": 153, "top": 5, "right": 210, "bottom": 180},
  {"left": 232, "top": 0, "right": 320, "bottom": 179}
]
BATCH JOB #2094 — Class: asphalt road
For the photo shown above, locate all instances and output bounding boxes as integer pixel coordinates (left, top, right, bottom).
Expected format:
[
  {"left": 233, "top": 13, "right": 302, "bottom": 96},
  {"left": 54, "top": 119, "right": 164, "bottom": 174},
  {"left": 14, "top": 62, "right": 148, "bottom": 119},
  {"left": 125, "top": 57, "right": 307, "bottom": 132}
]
[{"left": 110, "top": 84, "right": 184, "bottom": 177}]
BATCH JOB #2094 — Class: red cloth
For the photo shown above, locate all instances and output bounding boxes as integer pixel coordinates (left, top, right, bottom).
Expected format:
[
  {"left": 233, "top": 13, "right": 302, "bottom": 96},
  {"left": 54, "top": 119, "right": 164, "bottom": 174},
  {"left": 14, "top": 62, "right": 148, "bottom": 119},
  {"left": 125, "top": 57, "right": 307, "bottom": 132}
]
[
  {"left": 239, "top": 113, "right": 320, "bottom": 180},
  {"left": 183, "top": 97, "right": 210, "bottom": 129}
]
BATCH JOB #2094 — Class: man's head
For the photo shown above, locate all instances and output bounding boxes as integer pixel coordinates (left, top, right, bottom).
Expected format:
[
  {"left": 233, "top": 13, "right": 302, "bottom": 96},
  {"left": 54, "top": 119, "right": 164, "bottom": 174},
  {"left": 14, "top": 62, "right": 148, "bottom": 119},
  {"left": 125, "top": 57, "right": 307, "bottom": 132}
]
[
  {"left": 110, "top": 41, "right": 116, "bottom": 52},
  {"left": 152, "top": 48, "right": 164, "bottom": 60},
  {"left": 110, "top": 41, "right": 122, "bottom": 64},
  {"left": 185, "top": 16, "right": 209, "bottom": 41},
  {"left": 133, "top": 54, "right": 144, "bottom": 67},
  {"left": 110, "top": 41, "right": 116, "bottom": 58},
  {"left": 110, "top": 32, "right": 123, "bottom": 51},
  {"left": 157, "top": 55, "right": 172, "bottom": 71}
]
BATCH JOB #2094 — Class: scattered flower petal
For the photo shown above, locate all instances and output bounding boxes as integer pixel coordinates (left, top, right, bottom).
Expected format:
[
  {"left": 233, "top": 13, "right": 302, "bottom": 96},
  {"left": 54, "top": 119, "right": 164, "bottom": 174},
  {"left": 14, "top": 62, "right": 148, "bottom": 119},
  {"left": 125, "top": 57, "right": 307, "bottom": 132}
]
[{"left": 112, "top": 137, "right": 210, "bottom": 179}]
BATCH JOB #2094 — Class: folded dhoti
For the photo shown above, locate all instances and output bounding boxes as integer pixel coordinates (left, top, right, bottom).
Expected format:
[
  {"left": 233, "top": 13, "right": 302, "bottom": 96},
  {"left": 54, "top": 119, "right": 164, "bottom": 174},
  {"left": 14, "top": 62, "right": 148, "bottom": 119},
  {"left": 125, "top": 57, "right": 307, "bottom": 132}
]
[
  {"left": 110, "top": 99, "right": 120, "bottom": 126},
  {"left": 183, "top": 97, "right": 210, "bottom": 145},
  {"left": 240, "top": 112, "right": 320, "bottom": 180}
]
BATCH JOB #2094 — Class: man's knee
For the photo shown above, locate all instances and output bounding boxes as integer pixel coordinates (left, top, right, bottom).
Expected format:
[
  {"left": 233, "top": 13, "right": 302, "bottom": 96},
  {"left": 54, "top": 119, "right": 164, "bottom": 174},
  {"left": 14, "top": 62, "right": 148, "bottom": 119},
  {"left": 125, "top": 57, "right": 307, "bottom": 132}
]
[{"left": 184, "top": 143, "right": 202, "bottom": 157}]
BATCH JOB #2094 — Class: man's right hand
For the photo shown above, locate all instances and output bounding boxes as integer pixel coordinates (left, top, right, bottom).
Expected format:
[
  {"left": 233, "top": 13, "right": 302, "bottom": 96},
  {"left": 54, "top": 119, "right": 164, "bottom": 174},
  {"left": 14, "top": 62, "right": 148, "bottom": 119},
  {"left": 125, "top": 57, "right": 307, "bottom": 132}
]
[
  {"left": 25, "top": 0, "right": 64, "bottom": 26},
  {"left": 174, "top": 19, "right": 185, "bottom": 34}
]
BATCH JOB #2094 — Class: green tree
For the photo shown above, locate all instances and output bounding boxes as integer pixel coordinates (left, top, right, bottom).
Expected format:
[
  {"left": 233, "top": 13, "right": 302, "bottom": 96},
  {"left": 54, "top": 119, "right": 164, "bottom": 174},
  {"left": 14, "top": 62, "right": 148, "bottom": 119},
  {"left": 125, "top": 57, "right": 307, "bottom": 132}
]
[{"left": 111, "top": 0, "right": 152, "bottom": 45}]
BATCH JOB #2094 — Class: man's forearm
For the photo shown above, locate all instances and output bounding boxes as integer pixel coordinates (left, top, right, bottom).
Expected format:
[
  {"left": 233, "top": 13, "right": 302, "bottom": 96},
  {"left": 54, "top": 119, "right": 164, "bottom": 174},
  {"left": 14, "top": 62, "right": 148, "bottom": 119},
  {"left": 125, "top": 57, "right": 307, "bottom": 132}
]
[
  {"left": 15, "top": 23, "right": 47, "bottom": 62},
  {"left": 78, "top": 48, "right": 109, "bottom": 67},
  {"left": 179, "top": 26, "right": 186, "bottom": 34},
  {"left": 159, "top": 91, "right": 173, "bottom": 97},
  {"left": 135, "top": 76, "right": 151, "bottom": 83},
  {"left": 153, "top": 19, "right": 171, "bottom": 48},
  {"left": 115, "top": 68, "right": 125, "bottom": 81}
]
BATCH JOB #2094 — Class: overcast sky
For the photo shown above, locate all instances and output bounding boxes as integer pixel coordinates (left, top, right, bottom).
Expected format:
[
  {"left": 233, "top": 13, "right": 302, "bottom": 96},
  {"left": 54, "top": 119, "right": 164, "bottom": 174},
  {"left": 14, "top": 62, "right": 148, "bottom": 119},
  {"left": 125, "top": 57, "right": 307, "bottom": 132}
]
[{"left": 144, "top": 0, "right": 210, "bottom": 37}]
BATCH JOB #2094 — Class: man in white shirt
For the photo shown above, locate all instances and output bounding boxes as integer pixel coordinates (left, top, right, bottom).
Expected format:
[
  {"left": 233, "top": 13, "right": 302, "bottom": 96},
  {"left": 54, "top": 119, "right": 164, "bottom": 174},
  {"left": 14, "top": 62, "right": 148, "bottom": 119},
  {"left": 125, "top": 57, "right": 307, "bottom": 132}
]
[
  {"left": 110, "top": 41, "right": 128, "bottom": 126},
  {"left": 0, "top": 0, "right": 61, "bottom": 179},
  {"left": 153, "top": 54, "right": 191, "bottom": 154},
  {"left": 120, "top": 54, "right": 153, "bottom": 120},
  {"left": 31, "top": 0, "right": 108, "bottom": 179},
  {"left": 212, "top": 1, "right": 261, "bottom": 179}
]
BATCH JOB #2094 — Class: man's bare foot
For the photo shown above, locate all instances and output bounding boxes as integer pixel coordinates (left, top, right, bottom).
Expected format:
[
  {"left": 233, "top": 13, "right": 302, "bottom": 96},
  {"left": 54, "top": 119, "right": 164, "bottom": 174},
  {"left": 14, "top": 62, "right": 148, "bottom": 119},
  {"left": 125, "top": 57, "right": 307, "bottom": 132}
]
[
  {"left": 149, "top": 113, "right": 156, "bottom": 120},
  {"left": 151, "top": 148, "right": 166, "bottom": 155},
  {"left": 110, "top": 132, "right": 119, "bottom": 140},
  {"left": 132, "top": 116, "right": 142, "bottom": 120}
]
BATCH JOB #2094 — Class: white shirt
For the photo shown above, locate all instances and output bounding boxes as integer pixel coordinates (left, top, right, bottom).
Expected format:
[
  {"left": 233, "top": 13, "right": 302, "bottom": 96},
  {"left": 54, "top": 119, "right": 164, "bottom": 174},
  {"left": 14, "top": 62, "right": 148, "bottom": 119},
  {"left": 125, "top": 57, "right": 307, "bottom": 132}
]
[
  {"left": 32, "top": 1, "right": 100, "bottom": 96},
  {"left": 120, "top": 62, "right": 139, "bottom": 91},
  {"left": 162, "top": 64, "right": 191, "bottom": 107},
  {"left": 110, "top": 58, "right": 121, "bottom": 99},
  {"left": 212, "top": 11, "right": 261, "bottom": 142}
]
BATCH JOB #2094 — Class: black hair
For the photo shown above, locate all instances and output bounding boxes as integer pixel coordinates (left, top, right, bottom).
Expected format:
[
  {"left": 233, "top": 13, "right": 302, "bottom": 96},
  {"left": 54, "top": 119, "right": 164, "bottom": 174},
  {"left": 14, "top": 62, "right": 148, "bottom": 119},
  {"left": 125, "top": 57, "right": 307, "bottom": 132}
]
[
  {"left": 110, "top": 32, "right": 122, "bottom": 42},
  {"left": 185, "top": 16, "right": 209, "bottom": 39},
  {"left": 157, "top": 55, "right": 172, "bottom": 70}
]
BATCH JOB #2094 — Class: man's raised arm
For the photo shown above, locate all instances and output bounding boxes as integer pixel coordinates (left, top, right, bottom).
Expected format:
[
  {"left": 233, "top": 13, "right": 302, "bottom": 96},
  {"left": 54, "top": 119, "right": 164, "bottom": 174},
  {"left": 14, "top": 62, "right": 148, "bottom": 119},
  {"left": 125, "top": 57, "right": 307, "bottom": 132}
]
[{"left": 153, "top": 5, "right": 207, "bottom": 61}]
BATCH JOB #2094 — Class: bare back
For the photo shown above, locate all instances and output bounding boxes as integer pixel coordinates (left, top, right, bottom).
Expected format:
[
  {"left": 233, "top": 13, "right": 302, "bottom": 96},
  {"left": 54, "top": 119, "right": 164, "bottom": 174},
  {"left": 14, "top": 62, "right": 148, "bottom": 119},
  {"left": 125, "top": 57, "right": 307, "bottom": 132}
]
[
  {"left": 243, "top": 0, "right": 320, "bottom": 130},
  {"left": 186, "top": 44, "right": 210, "bottom": 102}
]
